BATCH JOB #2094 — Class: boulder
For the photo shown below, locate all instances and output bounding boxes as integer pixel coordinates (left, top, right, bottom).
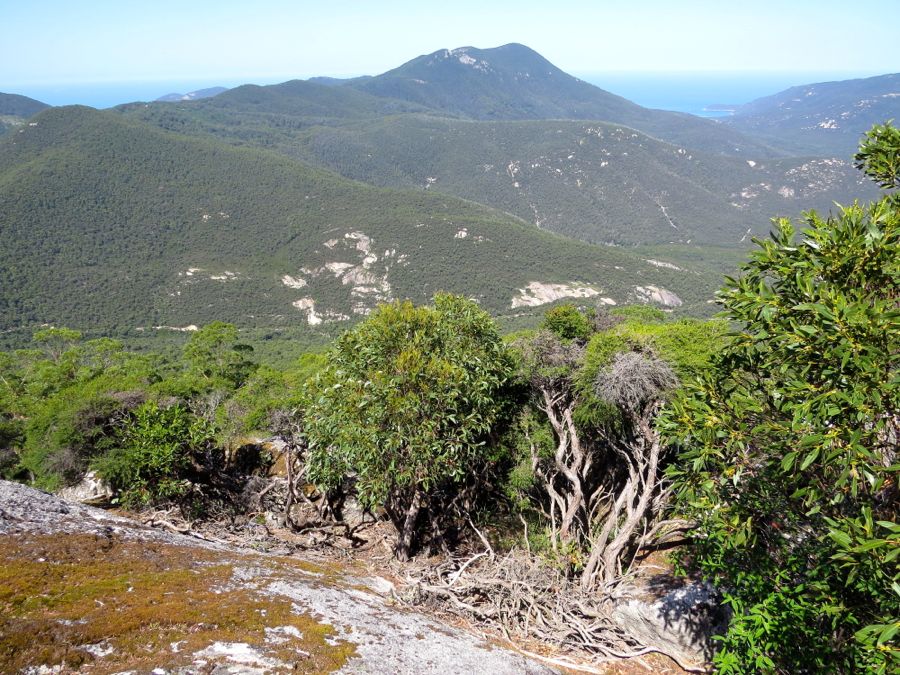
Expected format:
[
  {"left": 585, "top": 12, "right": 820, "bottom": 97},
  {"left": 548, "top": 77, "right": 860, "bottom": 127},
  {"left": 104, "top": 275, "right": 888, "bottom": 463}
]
[
  {"left": 57, "top": 470, "right": 114, "bottom": 506},
  {"left": 611, "top": 581, "right": 728, "bottom": 667}
]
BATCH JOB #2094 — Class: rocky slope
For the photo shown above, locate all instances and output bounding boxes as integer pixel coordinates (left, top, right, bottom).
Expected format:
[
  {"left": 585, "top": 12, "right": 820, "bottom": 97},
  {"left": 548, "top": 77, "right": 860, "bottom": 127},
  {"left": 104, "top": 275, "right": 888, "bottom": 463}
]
[
  {"left": 0, "top": 480, "right": 552, "bottom": 674},
  {"left": 725, "top": 72, "right": 900, "bottom": 156}
]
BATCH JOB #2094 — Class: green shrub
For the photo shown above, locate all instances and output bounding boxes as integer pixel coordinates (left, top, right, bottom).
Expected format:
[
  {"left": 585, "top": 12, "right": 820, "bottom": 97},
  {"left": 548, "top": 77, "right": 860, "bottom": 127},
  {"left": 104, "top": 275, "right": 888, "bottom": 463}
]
[
  {"left": 94, "top": 401, "right": 214, "bottom": 508},
  {"left": 304, "top": 294, "right": 517, "bottom": 559},
  {"left": 540, "top": 303, "right": 592, "bottom": 341},
  {"left": 665, "top": 124, "right": 899, "bottom": 673}
]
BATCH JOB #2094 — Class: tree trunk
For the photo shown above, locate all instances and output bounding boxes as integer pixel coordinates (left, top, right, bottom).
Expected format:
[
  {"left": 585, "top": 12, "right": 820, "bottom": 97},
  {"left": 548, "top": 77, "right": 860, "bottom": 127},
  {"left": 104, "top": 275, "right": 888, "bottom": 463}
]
[{"left": 395, "top": 489, "right": 423, "bottom": 561}]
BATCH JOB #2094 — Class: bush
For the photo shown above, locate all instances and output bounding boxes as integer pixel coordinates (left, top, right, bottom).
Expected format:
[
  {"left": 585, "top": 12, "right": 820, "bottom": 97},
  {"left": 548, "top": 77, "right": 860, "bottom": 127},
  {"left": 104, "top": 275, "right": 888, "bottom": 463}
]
[
  {"left": 540, "top": 303, "right": 593, "bottom": 341},
  {"left": 94, "top": 401, "right": 215, "bottom": 508},
  {"left": 665, "top": 124, "right": 899, "bottom": 673},
  {"left": 304, "top": 294, "right": 517, "bottom": 559}
]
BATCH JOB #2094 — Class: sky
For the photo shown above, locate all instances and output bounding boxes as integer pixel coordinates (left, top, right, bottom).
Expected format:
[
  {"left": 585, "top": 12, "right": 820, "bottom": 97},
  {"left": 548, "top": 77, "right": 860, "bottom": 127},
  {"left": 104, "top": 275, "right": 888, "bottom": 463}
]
[{"left": 2, "top": 0, "right": 898, "bottom": 89}]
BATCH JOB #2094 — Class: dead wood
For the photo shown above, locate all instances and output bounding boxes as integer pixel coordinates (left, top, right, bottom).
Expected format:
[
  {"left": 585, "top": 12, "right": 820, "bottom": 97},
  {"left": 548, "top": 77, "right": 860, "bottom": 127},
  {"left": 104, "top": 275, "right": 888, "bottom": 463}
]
[{"left": 403, "top": 549, "right": 707, "bottom": 673}]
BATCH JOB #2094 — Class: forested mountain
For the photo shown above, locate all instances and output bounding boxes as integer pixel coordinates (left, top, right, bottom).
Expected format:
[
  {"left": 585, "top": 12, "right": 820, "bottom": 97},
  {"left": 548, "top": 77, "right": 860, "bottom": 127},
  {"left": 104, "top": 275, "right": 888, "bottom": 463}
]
[
  {"left": 0, "top": 92, "right": 50, "bottom": 136},
  {"left": 0, "top": 92, "right": 50, "bottom": 117},
  {"left": 725, "top": 72, "right": 900, "bottom": 155},
  {"left": 3, "top": 46, "right": 894, "bottom": 348},
  {"left": 121, "top": 93, "right": 874, "bottom": 246},
  {"left": 0, "top": 105, "right": 714, "bottom": 345},
  {"left": 345, "top": 44, "right": 780, "bottom": 157},
  {"left": 205, "top": 79, "right": 432, "bottom": 118}
]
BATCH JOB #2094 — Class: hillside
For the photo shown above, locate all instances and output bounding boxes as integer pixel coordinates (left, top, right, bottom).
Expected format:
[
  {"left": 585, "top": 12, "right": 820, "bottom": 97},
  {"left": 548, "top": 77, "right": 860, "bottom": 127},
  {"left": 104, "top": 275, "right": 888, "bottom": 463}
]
[
  {"left": 156, "top": 86, "right": 229, "bottom": 102},
  {"left": 0, "top": 92, "right": 50, "bottom": 117},
  {"left": 725, "top": 73, "right": 900, "bottom": 156},
  {"left": 0, "top": 92, "right": 51, "bottom": 136},
  {"left": 121, "top": 101, "right": 874, "bottom": 247},
  {"left": 205, "top": 78, "right": 433, "bottom": 119},
  {"left": 0, "top": 106, "right": 715, "bottom": 346}
]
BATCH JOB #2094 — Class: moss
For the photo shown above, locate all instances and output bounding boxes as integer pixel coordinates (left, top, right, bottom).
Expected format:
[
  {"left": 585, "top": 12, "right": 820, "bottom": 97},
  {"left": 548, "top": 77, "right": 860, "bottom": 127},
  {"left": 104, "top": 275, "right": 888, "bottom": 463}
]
[{"left": 0, "top": 533, "right": 356, "bottom": 673}]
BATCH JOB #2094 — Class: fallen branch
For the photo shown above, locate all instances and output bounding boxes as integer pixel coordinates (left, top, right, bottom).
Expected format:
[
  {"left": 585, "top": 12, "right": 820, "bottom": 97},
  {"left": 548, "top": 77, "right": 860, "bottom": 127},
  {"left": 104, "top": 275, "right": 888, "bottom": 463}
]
[{"left": 403, "top": 549, "right": 710, "bottom": 673}]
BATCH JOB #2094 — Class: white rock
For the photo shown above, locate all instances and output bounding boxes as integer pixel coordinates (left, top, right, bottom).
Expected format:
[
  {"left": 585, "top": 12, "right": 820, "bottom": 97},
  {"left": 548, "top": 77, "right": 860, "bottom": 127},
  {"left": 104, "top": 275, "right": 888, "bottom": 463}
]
[
  {"left": 58, "top": 471, "right": 115, "bottom": 506},
  {"left": 511, "top": 282, "right": 600, "bottom": 308},
  {"left": 280, "top": 275, "right": 307, "bottom": 289},
  {"left": 634, "top": 285, "right": 683, "bottom": 308}
]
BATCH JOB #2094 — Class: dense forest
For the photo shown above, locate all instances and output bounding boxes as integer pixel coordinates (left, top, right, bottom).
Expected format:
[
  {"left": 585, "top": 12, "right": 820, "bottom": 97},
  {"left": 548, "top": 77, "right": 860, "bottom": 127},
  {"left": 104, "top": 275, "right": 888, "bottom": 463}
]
[{"left": 0, "top": 106, "right": 721, "bottom": 350}]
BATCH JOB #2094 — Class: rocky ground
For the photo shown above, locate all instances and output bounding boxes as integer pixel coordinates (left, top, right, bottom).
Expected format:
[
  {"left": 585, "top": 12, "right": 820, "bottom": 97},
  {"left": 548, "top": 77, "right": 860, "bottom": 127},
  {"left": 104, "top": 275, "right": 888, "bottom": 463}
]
[{"left": 0, "top": 480, "right": 555, "bottom": 674}]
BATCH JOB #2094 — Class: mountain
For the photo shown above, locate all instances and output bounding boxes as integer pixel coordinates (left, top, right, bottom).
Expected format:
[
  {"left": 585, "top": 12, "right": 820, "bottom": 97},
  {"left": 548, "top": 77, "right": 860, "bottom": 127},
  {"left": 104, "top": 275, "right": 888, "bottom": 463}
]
[
  {"left": 120, "top": 94, "right": 874, "bottom": 247},
  {"left": 203, "top": 79, "right": 432, "bottom": 118},
  {"left": 725, "top": 73, "right": 900, "bottom": 156},
  {"left": 156, "top": 86, "right": 228, "bottom": 102},
  {"left": 0, "top": 92, "right": 50, "bottom": 117},
  {"left": 345, "top": 44, "right": 781, "bottom": 157},
  {"left": 308, "top": 76, "right": 373, "bottom": 87},
  {"left": 0, "top": 106, "right": 716, "bottom": 346},
  {"left": 0, "top": 93, "right": 51, "bottom": 136}
]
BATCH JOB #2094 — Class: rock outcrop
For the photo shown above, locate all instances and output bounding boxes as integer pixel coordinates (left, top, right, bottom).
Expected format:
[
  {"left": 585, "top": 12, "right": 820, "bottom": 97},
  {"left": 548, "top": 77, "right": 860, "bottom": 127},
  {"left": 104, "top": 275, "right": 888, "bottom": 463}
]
[
  {"left": 612, "top": 581, "right": 728, "bottom": 667},
  {"left": 57, "top": 470, "right": 115, "bottom": 506},
  {"left": 0, "top": 480, "right": 553, "bottom": 674}
]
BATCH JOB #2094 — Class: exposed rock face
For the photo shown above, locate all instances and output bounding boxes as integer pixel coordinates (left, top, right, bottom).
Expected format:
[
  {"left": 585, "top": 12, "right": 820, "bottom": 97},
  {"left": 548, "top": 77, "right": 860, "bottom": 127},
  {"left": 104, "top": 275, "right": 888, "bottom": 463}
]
[
  {"left": 611, "top": 582, "right": 728, "bottom": 667},
  {"left": 511, "top": 281, "right": 603, "bottom": 308},
  {"left": 634, "top": 285, "right": 683, "bottom": 308},
  {"left": 0, "top": 481, "right": 553, "bottom": 674},
  {"left": 57, "top": 470, "right": 115, "bottom": 506}
]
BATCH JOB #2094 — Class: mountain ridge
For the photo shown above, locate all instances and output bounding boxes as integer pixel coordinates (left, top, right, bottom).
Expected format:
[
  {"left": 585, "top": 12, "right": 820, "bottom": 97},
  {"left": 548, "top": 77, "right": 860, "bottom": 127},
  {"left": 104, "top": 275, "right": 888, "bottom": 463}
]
[
  {"left": 156, "top": 86, "right": 229, "bottom": 102},
  {"left": 725, "top": 72, "right": 900, "bottom": 155},
  {"left": 0, "top": 92, "right": 51, "bottom": 136},
  {"left": 0, "top": 92, "right": 50, "bottom": 117},
  {"left": 0, "top": 105, "right": 714, "bottom": 346},
  {"left": 342, "top": 43, "right": 782, "bottom": 157}
]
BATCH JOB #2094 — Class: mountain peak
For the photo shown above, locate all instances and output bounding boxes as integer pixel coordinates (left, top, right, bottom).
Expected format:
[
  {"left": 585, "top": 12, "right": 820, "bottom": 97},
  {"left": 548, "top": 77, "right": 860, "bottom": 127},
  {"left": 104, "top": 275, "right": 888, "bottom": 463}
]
[
  {"left": 0, "top": 92, "right": 51, "bottom": 118},
  {"left": 414, "top": 43, "right": 557, "bottom": 76},
  {"left": 345, "top": 44, "right": 774, "bottom": 157}
]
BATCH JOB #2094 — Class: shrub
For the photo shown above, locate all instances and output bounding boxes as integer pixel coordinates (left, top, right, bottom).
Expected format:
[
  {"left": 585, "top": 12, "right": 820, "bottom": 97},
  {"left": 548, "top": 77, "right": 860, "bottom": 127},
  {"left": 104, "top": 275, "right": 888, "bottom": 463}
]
[
  {"left": 540, "top": 303, "right": 593, "bottom": 341},
  {"left": 304, "top": 294, "right": 516, "bottom": 559},
  {"left": 664, "top": 124, "right": 899, "bottom": 673},
  {"left": 94, "top": 401, "right": 214, "bottom": 508}
]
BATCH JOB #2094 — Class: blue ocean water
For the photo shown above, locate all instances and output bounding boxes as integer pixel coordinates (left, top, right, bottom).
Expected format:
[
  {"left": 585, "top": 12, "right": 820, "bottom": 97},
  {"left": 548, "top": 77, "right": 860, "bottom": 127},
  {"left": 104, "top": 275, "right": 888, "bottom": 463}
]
[
  {"left": 6, "top": 78, "right": 273, "bottom": 109},
  {"left": 576, "top": 71, "right": 878, "bottom": 117},
  {"left": 6, "top": 71, "right": 880, "bottom": 113}
]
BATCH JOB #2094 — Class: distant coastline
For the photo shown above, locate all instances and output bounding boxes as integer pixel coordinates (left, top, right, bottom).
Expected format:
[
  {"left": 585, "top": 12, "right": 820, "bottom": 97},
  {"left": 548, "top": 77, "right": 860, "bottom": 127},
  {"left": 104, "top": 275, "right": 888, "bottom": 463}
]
[
  {"left": 576, "top": 71, "right": 880, "bottom": 117},
  {"left": 7, "top": 70, "right": 882, "bottom": 113},
  {"left": 703, "top": 104, "right": 739, "bottom": 114}
]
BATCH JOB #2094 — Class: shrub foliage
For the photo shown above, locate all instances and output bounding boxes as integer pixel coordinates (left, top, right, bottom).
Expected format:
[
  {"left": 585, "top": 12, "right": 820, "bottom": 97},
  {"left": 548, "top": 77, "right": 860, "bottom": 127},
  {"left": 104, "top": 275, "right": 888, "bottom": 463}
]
[
  {"left": 665, "top": 124, "right": 899, "bottom": 672},
  {"left": 304, "top": 293, "right": 517, "bottom": 559}
]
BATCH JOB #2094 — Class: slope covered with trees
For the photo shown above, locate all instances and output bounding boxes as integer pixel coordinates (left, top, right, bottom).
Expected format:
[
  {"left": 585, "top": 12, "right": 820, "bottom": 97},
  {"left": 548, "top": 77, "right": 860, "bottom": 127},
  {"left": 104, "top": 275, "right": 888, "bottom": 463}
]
[
  {"left": 0, "top": 92, "right": 51, "bottom": 136},
  {"left": 121, "top": 95, "right": 876, "bottom": 247},
  {"left": 726, "top": 72, "right": 900, "bottom": 156},
  {"left": 0, "top": 105, "right": 713, "bottom": 347},
  {"left": 349, "top": 43, "right": 779, "bottom": 157}
]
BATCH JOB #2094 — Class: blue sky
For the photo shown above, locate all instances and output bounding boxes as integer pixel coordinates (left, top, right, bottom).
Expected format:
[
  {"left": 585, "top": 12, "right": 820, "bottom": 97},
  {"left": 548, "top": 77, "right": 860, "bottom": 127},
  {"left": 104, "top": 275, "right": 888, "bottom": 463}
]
[{"left": 2, "top": 0, "right": 898, "bottom": 87}]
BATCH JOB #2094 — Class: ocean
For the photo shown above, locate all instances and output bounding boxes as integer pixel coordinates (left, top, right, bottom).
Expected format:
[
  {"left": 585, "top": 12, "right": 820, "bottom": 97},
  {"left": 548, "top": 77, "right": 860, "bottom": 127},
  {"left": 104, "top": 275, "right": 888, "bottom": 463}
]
[
  {"left": 576, "top": 71, "right": 878, "bottom": 117},
  {"left": 5, "top": 78, "right": 269, "bottom": 109},
  {"left": 7, "top": 71, "right": 879, "bottom": 114}
]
